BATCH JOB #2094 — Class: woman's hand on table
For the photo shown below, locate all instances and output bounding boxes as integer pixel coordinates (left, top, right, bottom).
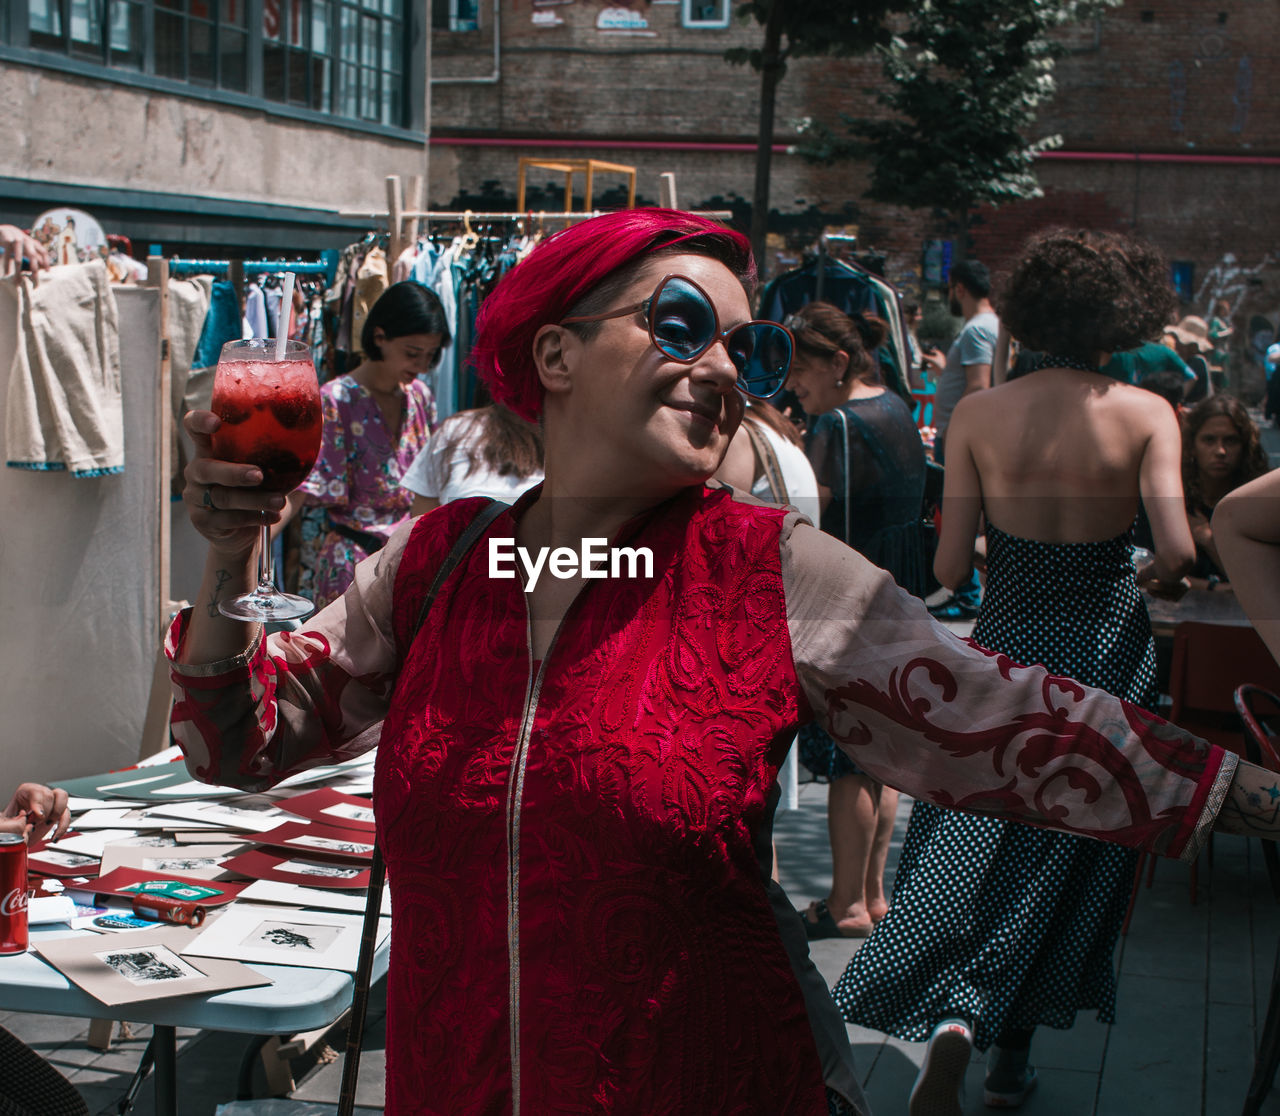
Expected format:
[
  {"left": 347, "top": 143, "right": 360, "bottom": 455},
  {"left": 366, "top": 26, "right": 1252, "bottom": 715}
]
[
  {"left": 1138, "top": 571, "right": 1191, "bottom": 601},
  {"left": 3, "top": 783, "right": 70, "bottom": 843},
  {"left": 182, "top": 410, "right": 287, "bottom": 562}
]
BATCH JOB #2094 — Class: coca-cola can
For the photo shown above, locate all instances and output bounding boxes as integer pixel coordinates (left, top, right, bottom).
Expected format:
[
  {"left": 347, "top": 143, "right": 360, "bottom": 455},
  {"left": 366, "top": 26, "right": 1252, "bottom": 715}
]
[{"left": 0, "top": 833, "right": 30, "bottom": 954}]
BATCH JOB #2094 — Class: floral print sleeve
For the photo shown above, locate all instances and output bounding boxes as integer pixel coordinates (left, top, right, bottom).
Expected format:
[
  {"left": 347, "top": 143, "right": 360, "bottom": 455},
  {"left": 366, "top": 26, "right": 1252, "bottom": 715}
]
[
  {"left": 782, "top": 515, "right": 1235, "bottom": 863},
  {"left": 165, "top": 519, "right": 414, "bottom": 791}
]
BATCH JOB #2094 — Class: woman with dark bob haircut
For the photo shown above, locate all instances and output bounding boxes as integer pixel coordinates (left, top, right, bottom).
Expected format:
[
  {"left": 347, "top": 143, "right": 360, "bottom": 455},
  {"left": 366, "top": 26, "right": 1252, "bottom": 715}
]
[
  {"left": 833, "top": 227, "right": 1198, "bottom": 1114},
  {"left": 282, "top": 280, "right": 449, "bottom": 607},
  {"left": 173, "top": 211, "right": 1274, "bottom": 1116}
]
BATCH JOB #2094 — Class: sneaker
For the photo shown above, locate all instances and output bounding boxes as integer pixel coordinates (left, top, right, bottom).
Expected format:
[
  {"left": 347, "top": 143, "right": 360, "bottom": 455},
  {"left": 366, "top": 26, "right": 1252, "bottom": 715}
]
[
  {"left": 909, "top": 1018, "right": 973, "bottom": 1116},
  {"left": 983, "top": 1048, "right": 1038, "bottom": 1108},
  {"left": 927, "top": 595, "right": 979, "bottom": 622}
]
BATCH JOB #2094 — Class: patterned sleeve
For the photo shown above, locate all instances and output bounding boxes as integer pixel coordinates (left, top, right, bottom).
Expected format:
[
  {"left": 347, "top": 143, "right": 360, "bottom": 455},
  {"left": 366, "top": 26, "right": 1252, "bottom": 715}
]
[
  {"left": 300, "top": 387, "right": 348, "bottom": 507},
  {"left": 781, "top": 515, "right": 1236, "bottom": 863},
  {"left": 165, "top": 519, "right": 414, "bottom": 791}
]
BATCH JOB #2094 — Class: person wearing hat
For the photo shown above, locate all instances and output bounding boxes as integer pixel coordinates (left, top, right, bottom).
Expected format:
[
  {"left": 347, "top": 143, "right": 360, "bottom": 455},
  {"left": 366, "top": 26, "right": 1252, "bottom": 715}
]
[{"left": 1165, "top": 316, "right": 1214, "bottom": 403}]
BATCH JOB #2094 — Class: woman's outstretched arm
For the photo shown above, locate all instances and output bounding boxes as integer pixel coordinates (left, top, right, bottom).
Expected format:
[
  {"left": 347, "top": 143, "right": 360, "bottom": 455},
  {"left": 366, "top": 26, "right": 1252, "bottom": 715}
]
[{"left": 1213, "top": 469, "right": 1280, "bottom": 664}]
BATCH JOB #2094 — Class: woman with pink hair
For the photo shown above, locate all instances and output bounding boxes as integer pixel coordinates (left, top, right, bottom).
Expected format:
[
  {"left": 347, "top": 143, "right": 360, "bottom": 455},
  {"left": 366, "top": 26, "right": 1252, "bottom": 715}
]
[{"left": 168, "top": 209, "right": 1269, "bottom": 1116}]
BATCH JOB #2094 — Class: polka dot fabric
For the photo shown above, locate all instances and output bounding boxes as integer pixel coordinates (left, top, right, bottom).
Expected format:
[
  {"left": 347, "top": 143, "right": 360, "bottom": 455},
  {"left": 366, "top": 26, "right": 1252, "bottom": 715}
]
[{"left": 831, "top": 523, "right": 1157, "bottom": 1052}]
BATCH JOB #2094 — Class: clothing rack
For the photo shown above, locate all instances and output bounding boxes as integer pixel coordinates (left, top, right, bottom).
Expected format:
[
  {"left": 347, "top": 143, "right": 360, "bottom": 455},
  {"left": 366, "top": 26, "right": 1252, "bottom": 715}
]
[
  {"left": 166, "top": 258, "right": 335, "bottom": 301},
  {"left": 349, "top": 175, "right": 733, "bottom": 267}
]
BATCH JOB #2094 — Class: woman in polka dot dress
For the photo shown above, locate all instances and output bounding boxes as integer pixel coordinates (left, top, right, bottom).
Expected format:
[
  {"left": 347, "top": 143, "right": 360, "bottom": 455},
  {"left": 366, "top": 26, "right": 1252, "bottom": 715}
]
[{"left": 831, "top": 230, "right": 1197, "bottom": 1115}]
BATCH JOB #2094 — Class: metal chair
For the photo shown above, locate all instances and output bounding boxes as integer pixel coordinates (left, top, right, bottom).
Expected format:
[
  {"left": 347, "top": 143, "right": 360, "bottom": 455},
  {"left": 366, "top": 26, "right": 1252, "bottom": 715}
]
[
  {"left": 1236, "top": 684, "right": 1280, "bottom": 1116},
  {"left": 1121, "top": 624, "right": 1280, "bottom": 935}
]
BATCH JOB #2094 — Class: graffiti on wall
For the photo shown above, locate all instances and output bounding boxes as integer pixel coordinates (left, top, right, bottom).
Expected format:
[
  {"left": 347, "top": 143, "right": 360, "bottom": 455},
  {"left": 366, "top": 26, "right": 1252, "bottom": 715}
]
[{"left": 1195, "top": 252, "right": 1274, "bottom": 318}]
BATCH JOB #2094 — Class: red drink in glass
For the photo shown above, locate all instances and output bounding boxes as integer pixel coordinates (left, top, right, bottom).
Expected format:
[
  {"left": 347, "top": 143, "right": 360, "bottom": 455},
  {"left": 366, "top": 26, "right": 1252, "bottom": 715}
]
[
  {"left": 208, "top": 338, "right": 323, "bottom": 621},
  {"left": 211, "top": 357, "right": 322, "bottom": 491}
]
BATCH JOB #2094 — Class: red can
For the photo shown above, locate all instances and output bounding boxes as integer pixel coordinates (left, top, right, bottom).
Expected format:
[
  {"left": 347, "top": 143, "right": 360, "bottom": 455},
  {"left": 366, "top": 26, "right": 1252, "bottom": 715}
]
[
  {"left": 0, "top": 833, "right": 29, "bottom": 955},
  {"left": 131, "top": 894, "right": 207, "bottom": 927}
]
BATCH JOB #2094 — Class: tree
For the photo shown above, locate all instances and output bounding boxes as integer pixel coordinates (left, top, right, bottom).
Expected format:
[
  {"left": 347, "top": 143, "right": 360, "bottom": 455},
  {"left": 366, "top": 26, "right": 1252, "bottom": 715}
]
[
  {"left": 727, "top": 1, "right": 901, "bottom": 275},
  {"left": 797, "top": 0, "right": 1121, "bottom": 260}
]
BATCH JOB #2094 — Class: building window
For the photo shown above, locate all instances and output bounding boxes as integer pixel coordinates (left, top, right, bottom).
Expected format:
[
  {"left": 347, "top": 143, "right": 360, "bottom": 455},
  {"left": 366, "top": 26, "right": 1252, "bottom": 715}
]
[
  {"left": 681, "top": 0, "right": 729, "bottom": 29},
  {"left": 431, "top": 0, "right": 475, "bottom": 32},
  {"left": 8, "top": 0, "right": 410, "bottom": 126}
]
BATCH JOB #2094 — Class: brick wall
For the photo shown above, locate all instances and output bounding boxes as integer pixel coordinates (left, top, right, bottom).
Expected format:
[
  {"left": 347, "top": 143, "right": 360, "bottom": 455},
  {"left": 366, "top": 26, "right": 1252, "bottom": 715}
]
[{"left": 426, "top": 0, "right": 1278, "bottom": 353}]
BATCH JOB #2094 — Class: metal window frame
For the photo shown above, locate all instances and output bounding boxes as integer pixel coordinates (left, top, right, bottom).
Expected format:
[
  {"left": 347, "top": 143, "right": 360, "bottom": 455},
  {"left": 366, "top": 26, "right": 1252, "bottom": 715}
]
[
  {"left": 1, "top": 0, "right": 420, "bottom": 128},
  {"left": 680, "top": 0, "right": 729, "bottom": 29}
]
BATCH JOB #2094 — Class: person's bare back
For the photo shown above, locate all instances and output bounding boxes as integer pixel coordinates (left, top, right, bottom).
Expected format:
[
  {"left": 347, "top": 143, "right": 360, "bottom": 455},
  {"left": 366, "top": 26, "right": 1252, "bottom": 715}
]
[{"left": 957, "top": 368, "right": 1180, "bottom": 542}]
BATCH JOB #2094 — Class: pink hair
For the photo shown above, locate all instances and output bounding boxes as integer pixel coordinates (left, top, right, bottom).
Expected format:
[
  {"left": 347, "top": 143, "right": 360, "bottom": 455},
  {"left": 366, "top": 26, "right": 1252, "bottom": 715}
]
[{"left": 469, "top": 208, "right": 754, "bottom": 421}]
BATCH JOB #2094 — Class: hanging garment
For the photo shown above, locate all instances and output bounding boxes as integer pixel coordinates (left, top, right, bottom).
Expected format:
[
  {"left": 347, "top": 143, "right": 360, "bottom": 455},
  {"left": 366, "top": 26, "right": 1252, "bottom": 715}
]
[
  {"left": 761, "top": 259, "right": 912, "bottom": 403},
  {"left": 4, "top": 260, "right": 124, "bottom": 477},
  {"left": 191, "top": 280, "right": 243, "bottom": 371},
  {"left": 243, "top": 281, "right": 268, "bottom": 340},
  {"left": 350, "top": 247, "right": 389, "bottom": 356},
  {"left": 167, "top": 276, "right": 213, "bottom": 487}
]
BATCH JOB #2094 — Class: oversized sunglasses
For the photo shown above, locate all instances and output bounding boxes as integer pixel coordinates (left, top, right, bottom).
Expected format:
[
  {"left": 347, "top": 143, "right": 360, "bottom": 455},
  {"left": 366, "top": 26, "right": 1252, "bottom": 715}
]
[{"left": 561, "top": 274, "right": 794, "bottom": 399}]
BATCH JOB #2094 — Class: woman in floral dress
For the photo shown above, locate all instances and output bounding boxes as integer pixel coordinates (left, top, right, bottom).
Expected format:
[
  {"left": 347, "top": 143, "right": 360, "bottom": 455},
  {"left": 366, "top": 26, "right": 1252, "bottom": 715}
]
[{"left": 288, "top": 281, "right": 447, "bottom": 607}]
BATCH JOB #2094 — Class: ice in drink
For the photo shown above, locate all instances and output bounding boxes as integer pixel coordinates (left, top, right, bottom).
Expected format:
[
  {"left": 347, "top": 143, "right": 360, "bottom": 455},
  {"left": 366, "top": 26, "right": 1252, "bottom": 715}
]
[{"left": 211, "top": 358, "right": 323, "bottom": 491}]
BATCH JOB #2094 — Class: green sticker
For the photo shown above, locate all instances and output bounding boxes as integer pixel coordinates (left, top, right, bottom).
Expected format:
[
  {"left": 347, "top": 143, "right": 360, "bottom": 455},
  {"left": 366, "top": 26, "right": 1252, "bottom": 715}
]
[{"left": 120, "top": 880, "right": 223, "bottom": 901}]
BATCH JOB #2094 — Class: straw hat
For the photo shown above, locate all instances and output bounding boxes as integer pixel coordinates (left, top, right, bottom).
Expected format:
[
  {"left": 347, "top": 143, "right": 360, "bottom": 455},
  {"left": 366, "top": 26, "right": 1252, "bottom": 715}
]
[{"left": 1164, "top": 315, "right": 1213, "bottom": 352}]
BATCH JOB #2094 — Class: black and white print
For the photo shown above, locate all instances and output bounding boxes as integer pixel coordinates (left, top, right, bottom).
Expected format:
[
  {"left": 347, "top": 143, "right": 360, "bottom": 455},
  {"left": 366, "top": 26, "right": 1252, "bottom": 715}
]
[{"left": 95, "top": 945, "right": 204, "bottom": 986}]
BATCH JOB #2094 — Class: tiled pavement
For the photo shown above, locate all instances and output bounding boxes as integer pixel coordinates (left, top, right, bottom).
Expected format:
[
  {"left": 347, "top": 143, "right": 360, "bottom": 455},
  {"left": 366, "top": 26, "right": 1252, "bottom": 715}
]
[{"left": 2, "top": 777, "right": 1277, "bottom": 1115}]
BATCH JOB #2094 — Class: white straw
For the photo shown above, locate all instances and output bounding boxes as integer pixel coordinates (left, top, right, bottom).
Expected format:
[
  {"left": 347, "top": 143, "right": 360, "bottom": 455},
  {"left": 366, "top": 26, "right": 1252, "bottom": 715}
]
[{"left": 275, "top": 272, "right": 296, "bottom": 359}]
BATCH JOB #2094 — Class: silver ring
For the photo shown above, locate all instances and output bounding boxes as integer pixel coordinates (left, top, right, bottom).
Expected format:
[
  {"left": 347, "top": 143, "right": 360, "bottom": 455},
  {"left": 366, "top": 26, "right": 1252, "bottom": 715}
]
[{"left": 202, "top": 486, "right": 218, "bottom": 511}]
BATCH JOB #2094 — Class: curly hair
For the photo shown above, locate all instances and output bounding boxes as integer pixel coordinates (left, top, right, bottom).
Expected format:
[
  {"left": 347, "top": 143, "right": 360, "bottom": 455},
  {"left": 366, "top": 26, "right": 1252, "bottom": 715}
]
[
  {"left": 784, "top": 300, "right": 888, "bottom": 385},
  {"left": 1181, "top": 394, "right": 1270, "bottom": 511},
  {"left": 995, "top": 228, "right": 1179, "bottom": 364},
  {"left": 469, "top": 209, "right": 754, "bottom": 421}
]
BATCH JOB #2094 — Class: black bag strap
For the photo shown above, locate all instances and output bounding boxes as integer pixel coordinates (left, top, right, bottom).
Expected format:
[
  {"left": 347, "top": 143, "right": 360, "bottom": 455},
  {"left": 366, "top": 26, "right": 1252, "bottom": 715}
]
[{"left": 338, "top": 497, "right": 508, "bottom": 1116}]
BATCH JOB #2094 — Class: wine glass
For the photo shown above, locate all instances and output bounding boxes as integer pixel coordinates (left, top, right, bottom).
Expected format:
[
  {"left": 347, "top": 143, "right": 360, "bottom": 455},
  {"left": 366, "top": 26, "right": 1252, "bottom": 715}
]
[{"left": 209, "top": 338, "right": 323, "bottom": 621}]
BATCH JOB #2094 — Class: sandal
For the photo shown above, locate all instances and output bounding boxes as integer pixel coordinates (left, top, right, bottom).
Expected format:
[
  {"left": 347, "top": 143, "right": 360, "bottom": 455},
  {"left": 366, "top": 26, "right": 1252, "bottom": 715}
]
[{"left": 802, "top": 900, "right": 873, "bottom": 941}]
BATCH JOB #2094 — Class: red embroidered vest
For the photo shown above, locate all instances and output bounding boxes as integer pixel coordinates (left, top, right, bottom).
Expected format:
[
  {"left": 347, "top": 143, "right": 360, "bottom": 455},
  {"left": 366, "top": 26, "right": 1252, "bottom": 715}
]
[{"left": 374, "top": 487, "right": 829, "bottom": 1115}]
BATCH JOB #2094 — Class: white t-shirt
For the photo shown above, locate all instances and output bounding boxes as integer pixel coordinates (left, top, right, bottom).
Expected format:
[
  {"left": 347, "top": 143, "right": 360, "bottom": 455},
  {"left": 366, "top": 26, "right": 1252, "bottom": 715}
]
[
  {"left": 749, "top": 424, "right": 822, "bottom": 528},
  {"left": 400, "top": 410, "right": 544, "bottom": 506}
]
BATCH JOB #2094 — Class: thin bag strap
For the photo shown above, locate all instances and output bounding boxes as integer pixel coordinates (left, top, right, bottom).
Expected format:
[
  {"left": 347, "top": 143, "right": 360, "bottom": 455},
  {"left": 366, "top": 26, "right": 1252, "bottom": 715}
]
[
  {"left": 743, "top": 418, "right": 789, "bottom": 505},
  {"left": 835, "top": 406, "right": 852, "bottom": 547},
  {"left": 338, "top": 498, "right": 508, "bottom": 1116}
]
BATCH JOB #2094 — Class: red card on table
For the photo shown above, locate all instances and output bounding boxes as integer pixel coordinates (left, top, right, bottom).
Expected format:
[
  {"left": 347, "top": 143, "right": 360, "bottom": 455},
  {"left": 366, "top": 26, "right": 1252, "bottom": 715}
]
[
  {"left": 250, "top": 821, "right": 374, "bottom": 863},
  {"left": 26, "top": 844, "right": 102, "bottom": 878},
  {"left": 218, "top": 848, "right": 372, "bottom": 890},
  {"left": 80, "top": 868, "right": 247, "bottom": 907},
  {"left": 274, "top": 788, "right": 376, "bottom": 834}
]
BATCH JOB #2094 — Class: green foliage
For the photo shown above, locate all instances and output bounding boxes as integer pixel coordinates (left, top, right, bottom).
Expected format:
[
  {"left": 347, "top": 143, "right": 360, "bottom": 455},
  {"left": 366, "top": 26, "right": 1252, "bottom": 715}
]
[
  {"left": 725, "top": 0, "right": 898, "bottom": 75},
  {"left": 798, "top": 0, "right": 1121, "bottom": 217}
]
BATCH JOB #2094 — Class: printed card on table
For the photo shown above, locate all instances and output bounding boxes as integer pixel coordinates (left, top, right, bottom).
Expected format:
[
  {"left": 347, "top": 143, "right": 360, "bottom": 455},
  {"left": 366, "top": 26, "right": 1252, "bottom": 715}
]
[
  {"left": 239, "top": 878, "right": 391, "bottom": 917},
  {"left": 139, "top": 795, "right": 292, "bottom": 833},
  {"left": 274, "top": 788, "right": 376, "bottom": 833},
  {"left": 218, "top": 849, "right": 372, "bottom": 890},
  {"left": 250, "top": 821, "right": 374, "bottom": 863},
  {"left": 26, "top": 846, "right": 102, "bottom": 878},
  {"left": 84, "top": 868, "right": 248, "bottom": 907},
  {"left": 97, "top": 843, "right": 246, "bottom": 880},
  {"left": 181, "top": 903, "right": 389, "bottom": 973},
  {"left": 36, "top": 925, "right": 271, "bottom": 1006}
]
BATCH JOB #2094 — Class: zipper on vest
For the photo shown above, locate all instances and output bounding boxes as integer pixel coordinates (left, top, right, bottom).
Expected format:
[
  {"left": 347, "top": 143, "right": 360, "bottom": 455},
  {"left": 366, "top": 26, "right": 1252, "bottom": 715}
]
[{"left": 505, "top": 605, "right": 570, "bottom": 1115}]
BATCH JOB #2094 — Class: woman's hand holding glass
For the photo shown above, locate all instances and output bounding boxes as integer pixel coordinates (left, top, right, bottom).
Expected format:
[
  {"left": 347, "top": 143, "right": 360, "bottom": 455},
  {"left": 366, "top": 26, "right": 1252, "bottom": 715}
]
[{"left": 182, "top": 408, "right": 288, "bottom": 561}]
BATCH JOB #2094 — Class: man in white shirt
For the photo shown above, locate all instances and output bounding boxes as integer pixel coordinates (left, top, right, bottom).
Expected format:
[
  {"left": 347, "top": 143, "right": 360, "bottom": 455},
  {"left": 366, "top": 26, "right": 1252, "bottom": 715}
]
[
  {"left": 926, "top": 259, "right": 999, "bottom": 465},
  {"left": 924, "top": 259, "right": 999, "bottom": 621}
]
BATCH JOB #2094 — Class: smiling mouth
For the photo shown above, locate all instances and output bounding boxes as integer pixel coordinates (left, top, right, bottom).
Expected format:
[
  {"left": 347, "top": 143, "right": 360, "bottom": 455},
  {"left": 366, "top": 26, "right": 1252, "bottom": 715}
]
[{"left": 668, "top": 402, "right": 721, "bottom": 428}]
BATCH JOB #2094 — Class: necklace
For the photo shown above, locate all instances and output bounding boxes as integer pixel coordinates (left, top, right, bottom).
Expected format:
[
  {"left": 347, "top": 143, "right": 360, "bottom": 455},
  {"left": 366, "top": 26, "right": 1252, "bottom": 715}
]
[{"left": 1032, "top": 353, "right": 1101, "bottom": 374}]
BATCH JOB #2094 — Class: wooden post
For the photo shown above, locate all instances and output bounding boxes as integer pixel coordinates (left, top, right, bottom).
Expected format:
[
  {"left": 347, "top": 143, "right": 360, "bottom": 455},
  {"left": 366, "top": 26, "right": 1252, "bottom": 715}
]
[
  {"left": 659, "top": 172, "right": 678, "bottom": 210},
  {"left": 386, "top": 174, "right": 404, "bottom": 265},
  {"left": 140, "top": 257, "right": 177, "bottom": 762},
  {"left": 406, "top": 174, "right": 423, "bottom": 247}
]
